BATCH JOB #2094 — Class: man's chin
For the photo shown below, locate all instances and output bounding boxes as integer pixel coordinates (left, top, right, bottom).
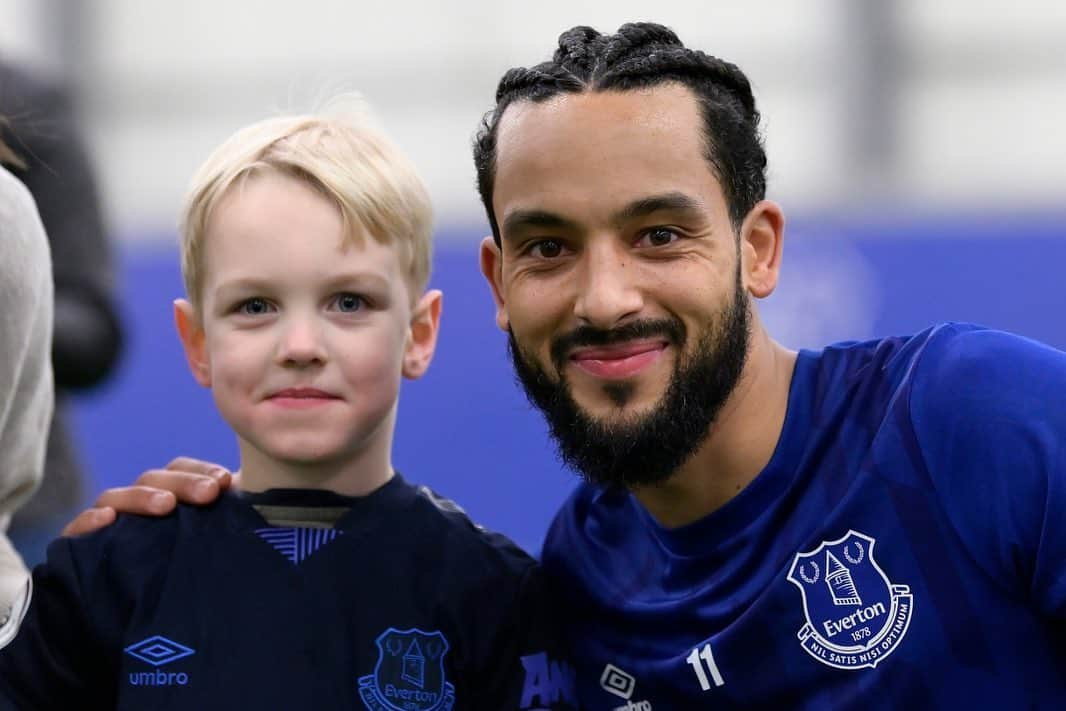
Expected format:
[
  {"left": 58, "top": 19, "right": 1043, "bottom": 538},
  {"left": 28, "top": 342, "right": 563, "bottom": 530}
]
[
  {"left": 571, "top": 395, "right": 661, "bottom": 424},
  {"left": 567, "top": 371, "right": 673, "bottom": 413}
]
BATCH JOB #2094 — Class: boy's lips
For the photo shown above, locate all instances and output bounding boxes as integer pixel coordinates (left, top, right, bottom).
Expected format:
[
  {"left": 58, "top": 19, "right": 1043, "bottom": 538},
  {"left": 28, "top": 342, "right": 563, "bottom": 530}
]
[
  {"left": 569, "top": 340, "right": 668, "bottom": 379},
  {"left": 267, "top": 388, "right": 341, "bottom": 408}
]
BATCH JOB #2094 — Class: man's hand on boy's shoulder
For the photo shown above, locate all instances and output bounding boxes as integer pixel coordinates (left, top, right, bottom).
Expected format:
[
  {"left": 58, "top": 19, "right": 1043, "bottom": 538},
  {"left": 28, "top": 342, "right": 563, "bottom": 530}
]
[{"left": 61, "top": 458, "right": 234, "bottom": 536}]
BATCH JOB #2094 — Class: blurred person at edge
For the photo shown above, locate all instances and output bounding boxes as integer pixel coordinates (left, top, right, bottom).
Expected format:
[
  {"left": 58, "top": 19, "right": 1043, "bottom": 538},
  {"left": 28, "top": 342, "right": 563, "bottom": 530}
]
[
  {"left": 0, "top": 130, "right": 53, "bottom": 646},
  {"left": 0, "top": 59, "right": 124, "bottom": 564}
]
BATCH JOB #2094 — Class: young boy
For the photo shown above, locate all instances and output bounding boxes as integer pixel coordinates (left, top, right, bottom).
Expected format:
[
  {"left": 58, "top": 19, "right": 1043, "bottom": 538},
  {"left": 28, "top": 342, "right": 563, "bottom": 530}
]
[{"left": 0, "top": 109, "right": 576, "bottom": 710}]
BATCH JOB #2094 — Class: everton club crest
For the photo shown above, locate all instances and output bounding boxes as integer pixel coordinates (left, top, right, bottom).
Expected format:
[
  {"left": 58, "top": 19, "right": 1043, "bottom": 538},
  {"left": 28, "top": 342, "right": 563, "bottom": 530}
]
[
  {"left": 787, "top": 530, "right": 913, "bottom": 670},
  {"left": 358, "top": 627, "right": 456, "bottom": 711}
]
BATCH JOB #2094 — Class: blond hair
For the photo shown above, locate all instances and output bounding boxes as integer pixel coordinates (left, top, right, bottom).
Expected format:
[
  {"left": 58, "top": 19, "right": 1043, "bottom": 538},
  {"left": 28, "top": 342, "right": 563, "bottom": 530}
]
[{"left": 179, "top": 108, "right": 432, "bottom": 306}]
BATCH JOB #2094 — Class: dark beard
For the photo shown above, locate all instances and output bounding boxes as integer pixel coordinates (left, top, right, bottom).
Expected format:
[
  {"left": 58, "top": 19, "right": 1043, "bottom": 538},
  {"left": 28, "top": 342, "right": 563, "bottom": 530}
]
[{"left": 507, "top": 274, "right": 750, "bottom": 490}]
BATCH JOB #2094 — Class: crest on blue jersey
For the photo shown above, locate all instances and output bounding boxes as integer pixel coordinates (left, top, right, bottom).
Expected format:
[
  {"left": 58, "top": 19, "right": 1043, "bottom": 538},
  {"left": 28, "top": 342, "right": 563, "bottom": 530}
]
[
  {"left": 787, "top": 530, "right": 913, "bottom": 670},
  {"left": 358, "top": 627, "right": 455, "bottom": 711}
]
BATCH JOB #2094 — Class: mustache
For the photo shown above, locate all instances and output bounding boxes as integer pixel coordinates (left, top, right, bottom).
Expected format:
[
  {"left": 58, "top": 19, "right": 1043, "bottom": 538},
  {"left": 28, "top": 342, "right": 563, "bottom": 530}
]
[{"left": 549, "top": 318, "right": 686, "bottom": 371}]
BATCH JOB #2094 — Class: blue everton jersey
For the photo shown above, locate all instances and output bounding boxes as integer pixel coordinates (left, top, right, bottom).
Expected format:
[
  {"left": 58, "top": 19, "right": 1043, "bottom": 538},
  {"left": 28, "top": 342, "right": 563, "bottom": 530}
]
[
  {"left": 0, "top": 475, "right": 578, "bottom": 710},
  {"left": 542, "top": 323, "right": 1066, "bottom": 709}
]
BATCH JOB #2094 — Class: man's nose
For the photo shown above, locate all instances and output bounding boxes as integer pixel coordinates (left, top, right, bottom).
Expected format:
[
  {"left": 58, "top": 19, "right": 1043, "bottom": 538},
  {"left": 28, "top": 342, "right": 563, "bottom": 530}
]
[{"left": 572, "top": 239, "right": 644, "bottom": 329}]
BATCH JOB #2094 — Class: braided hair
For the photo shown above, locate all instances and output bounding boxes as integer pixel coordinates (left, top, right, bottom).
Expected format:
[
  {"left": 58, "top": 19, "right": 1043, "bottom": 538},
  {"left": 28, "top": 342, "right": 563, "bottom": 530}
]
[{"left": 474, "top": 22, "right": 766, "bottom": 244}]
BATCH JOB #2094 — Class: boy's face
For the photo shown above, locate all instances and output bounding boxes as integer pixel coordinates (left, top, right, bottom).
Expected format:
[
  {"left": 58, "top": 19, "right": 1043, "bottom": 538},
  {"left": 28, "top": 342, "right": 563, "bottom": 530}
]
[{"left": 176, "top": 170, "right": 440, "bottom": 471}]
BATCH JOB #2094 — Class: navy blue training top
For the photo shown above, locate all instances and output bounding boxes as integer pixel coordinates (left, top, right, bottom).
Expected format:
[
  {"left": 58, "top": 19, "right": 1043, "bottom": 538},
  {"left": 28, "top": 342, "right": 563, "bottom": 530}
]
[
  {"left": 0, "top": 475, "right": 578, "bottom": 710},
  {"left": 543, "top": 323, "right": 1066, "bottom": 709}
]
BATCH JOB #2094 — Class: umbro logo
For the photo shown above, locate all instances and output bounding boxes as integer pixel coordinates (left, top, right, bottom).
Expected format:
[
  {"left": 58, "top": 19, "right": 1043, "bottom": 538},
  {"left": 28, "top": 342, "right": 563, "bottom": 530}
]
[
  {"left": 125, "top": 635, "right": 194, "bottom": 666},
  {"left": 600, "top": 663, "right": 652, "bottom": 711},
  {"left": 600, "top": 664, "right": 635, "bottom": 700},
  {"left": 124, "top": 635, "right": 194, "bottom": 687}
]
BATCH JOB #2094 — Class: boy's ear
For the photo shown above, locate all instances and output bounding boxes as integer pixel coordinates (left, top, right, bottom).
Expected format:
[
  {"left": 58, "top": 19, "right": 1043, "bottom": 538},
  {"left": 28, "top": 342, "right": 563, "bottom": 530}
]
[
  {"left": 402, "top": 289, "right": 442, "bottom": 380},
  {"left": 478, "top": 236, "right": 509, "bottom": 332},
  {"left": 174, "top": 299, "right": 211, "bottom": 387}
]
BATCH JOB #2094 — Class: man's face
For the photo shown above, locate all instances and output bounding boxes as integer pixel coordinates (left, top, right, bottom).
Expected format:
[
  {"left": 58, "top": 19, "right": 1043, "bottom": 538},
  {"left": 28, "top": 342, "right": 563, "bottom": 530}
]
[
  {"left": 177, "top": 171, "right": 431, "bottom": 472},
  {"left": 482, "top": 84, "right": 752, "bottom": 488}
]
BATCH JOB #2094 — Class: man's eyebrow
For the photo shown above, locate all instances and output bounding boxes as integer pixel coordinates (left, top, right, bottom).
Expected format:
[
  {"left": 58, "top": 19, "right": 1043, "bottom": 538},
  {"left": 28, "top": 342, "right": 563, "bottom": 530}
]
[
  {"left": 500, "top": 210, "right": 578, "bottom": 242},
  {"left": 612, "top": 192, "right": 703, "bottom": 226}
]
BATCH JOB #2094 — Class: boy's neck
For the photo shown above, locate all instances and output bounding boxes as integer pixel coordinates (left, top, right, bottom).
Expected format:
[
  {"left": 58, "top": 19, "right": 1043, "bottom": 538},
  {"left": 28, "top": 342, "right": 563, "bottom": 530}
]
[{"left": 234, "top": 439, "right": 395, "bottom": 497}]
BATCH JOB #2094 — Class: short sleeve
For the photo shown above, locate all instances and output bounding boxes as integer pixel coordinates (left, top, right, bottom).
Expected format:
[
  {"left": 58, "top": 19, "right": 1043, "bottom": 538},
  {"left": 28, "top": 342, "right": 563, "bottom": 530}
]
[{"left": 909, "top": 326, "right": 1066, "bottom": 619}]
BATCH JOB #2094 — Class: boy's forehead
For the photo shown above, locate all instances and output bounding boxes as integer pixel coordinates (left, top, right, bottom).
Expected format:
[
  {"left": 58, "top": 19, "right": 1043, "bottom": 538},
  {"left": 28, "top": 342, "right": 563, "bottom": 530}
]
[
  {"left": 197, "top": 169, "right": 423, "bottom": 299},
  {"left": 201, "top": 231, "right": 419, "bottom": 300}
]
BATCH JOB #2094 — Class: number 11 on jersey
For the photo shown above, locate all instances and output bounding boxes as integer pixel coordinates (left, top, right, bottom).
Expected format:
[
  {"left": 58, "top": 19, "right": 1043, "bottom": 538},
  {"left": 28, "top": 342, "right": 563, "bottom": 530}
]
[{"left": 686, "top": 643, "right": 725, "bottom": 691}]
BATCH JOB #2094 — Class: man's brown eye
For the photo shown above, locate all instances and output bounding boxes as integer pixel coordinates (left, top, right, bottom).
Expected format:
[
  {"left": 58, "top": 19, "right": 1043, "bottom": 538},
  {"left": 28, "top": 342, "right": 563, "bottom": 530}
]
[
  {"left": 534, "top": 240, "right": 563, "bottom": 258},
  {"left": 647, "top": 228, "right": 676, "bottom": 246}
]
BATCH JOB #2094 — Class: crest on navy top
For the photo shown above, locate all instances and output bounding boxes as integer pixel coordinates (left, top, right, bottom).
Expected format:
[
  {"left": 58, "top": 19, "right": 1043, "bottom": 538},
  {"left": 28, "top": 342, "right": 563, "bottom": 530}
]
[
  {"left": 787, "top": 530, "right": 913, "bottom": 670},
  {"left": 358, "top": 627, "right": 455, "bottom": 711}
]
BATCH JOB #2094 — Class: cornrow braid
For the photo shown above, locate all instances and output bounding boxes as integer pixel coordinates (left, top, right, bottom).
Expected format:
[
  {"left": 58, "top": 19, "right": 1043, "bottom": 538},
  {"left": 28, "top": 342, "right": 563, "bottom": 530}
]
[
  {"left": 553, "top": 25, "right": 607, "bottom": 75},
  {"left": 474, "top": 22, "right": 767, "bottom": 244}
]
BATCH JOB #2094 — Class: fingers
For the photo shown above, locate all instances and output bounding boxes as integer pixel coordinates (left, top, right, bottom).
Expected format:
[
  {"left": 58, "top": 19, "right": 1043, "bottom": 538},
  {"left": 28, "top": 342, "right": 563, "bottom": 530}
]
[
  {"left": 92, "top": 485, "right": 178, "bottom": 514},
  {"left": 59, "top": 465, "right": 233, "bottom": 538},
  {"left": 61, "top": 506, "right": 117, "bottom": 537},
  {"left": 125, "top": 469, "right": 231, "bottom": 506},
  {"left": 163, "top": 457, "right": 231, "bottom": 479}
]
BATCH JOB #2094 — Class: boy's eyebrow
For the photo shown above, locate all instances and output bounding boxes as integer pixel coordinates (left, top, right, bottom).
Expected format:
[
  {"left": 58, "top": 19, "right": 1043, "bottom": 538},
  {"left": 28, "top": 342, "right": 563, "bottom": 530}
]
[
  {"left": 213, "top": 271, "right": 393, "bottom": 296},
  {"left": 212, "top": 276, "right": 271, "bottom": 296},
  {"left": 318, "top": 271, "right": 392, "bottom": 292}
]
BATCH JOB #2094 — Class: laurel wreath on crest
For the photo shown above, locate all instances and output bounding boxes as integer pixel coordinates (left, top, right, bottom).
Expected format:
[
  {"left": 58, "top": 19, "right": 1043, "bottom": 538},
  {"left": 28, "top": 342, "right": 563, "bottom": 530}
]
[{"left": 799, "top": 562, "right": 820, "bottom": 584}]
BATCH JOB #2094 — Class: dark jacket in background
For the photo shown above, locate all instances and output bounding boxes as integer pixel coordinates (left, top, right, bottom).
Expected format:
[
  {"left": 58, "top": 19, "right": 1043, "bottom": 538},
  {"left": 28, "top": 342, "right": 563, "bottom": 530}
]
[{"left": 0, "top": 59, "right": 123, "bottom": 528}]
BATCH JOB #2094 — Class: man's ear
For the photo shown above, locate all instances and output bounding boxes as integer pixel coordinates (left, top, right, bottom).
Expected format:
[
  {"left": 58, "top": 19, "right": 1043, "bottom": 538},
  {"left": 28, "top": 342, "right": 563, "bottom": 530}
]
[
  {"left": 739, "top": 200, "right": 785, "bottom": 299},
  {"left": 478, "top": 236, "right": 509, "bottom": 332},
  {"left": 402, "top": 289, "right": 443, "bottom": 380},
  {"left": 174, "top": 299, "right": 211, "bottom": 387}
]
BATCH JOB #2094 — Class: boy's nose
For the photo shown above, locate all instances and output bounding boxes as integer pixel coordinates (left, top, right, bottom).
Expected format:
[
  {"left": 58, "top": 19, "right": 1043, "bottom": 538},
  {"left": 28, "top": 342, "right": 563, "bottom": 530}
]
[{"left": 276, "top": 317, "right": 328, "bottom": 367}]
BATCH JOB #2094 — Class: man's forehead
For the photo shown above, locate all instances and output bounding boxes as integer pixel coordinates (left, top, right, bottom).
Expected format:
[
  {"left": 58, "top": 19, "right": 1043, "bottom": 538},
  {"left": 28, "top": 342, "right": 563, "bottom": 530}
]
[
  {"left": 495, "top": 84, "right": 703, "bottom": 150},
  {"left": 492, "top": 85, "right": 720, "bottom": 224}
]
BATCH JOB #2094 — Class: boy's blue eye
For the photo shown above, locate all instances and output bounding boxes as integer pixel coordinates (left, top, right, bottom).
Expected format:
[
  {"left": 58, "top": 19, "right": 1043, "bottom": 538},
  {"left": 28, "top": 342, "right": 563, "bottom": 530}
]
[
  {"left": 239, "top": 297, "right": 272, "bottom": 315},
  {"left": 334, "top": 293, "right": 363, "bottom": 312}
]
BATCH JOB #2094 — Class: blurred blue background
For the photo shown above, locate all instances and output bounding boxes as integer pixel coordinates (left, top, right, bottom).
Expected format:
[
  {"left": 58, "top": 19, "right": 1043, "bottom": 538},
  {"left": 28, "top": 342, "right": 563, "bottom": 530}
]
[
  {"left": 74, "top": 214, "right": 1066, "bottom": 555},
  {"left": 2, "top": 0, "right": 1064, "bottom": 554}
]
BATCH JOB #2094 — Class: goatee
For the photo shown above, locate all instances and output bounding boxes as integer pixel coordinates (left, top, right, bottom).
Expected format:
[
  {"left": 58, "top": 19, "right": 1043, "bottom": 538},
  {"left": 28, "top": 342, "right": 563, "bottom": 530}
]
[{"left": 508, "top": 275, "right": 751, "bottom": 489}]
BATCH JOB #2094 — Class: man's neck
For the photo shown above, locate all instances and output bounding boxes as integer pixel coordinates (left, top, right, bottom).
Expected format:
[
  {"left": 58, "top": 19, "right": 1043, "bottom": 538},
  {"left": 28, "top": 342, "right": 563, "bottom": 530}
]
[
  {"left": 235, "top": 440, "right": 394, "bottom": 498},
  {"left": 632, "top": 325, "right": 797, "bottom": 529}
]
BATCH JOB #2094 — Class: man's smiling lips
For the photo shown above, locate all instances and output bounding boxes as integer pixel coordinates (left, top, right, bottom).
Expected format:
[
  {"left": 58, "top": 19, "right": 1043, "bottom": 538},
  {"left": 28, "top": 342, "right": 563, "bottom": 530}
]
[
  {"left": 267, "top": 387, "right": 341, "bottom": 409},
  {"left": 569, "top": 341, "right": 668, "bottom": 379}
]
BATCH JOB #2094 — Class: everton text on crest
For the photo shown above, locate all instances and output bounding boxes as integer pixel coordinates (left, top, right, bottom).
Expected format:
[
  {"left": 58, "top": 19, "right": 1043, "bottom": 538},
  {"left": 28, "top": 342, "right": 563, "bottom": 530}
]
[
  {"left": 787, "top": 530, "right": 913, "bottom": 670},
  {"left": 358, "top": 627, "right": 456, "bottom": 711}
]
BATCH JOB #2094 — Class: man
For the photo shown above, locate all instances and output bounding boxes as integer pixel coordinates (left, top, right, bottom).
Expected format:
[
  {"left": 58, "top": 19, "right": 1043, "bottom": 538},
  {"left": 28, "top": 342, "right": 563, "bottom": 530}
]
[{"left": 64, "top": 22, "right": 1066, "bottom": 709}]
